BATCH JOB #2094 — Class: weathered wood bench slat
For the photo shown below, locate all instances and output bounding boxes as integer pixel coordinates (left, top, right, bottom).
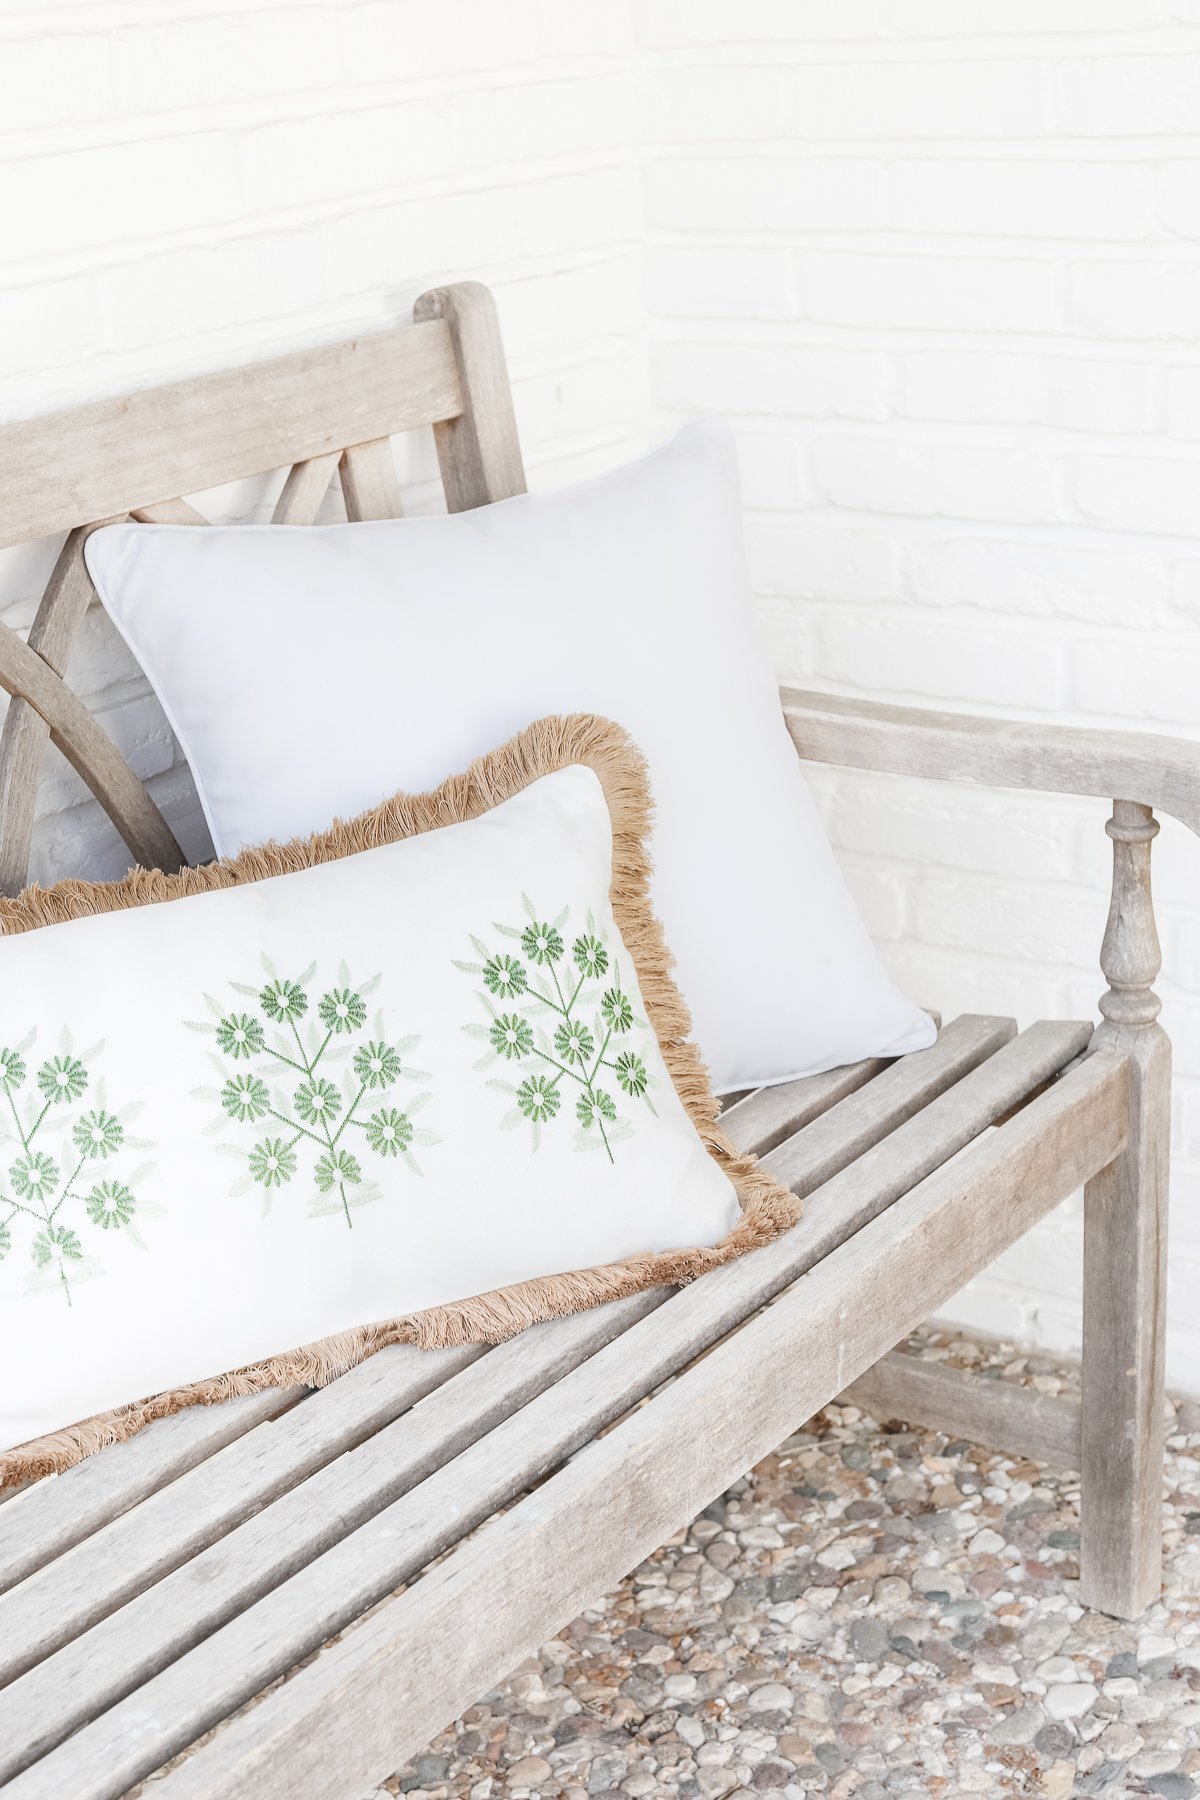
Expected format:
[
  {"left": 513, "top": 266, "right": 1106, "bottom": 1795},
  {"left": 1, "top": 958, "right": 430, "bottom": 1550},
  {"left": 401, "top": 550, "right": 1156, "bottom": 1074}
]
[
  {"left": 719, "top": 1054, "right": 895, "bottom": 1154},
  {"left": 87, "top": 1049, "right": 1129, "bottom": 1800},
  {"left": 0, "top": 1293, "right": 665, "bottom": 1780},
  {"left": 0, "top": 1337, "right": 482, "bottom": 1691},
  {"left": 840, "top": 1347, "right": 1083, "bottom": 1469},
  {"left": 0, "top": 1387, "right": 304, "bottom": 1598},
  {"left": 2, "top": 1020, "right": 1088, "bottom": 1800}
]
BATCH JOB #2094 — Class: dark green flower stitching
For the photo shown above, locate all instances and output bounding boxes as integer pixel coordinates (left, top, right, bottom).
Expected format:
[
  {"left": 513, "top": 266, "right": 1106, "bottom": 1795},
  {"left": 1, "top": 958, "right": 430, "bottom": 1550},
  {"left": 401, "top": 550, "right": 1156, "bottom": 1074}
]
[
  {"left": 1, "top": 1038, "right": 151, "bottom": 1303},
  {"left": 554, "top": 1021, "right": 595, "bottom": 1066},
  {"left": 576, "top": 1089, "right": 617, "bottom": 1130},
  {"left": 37, "top": 1055, "right": 87, "bottom": 1105},
  {"left": 12, "top": 1151, "right": 59, "bottom": 1201},
  {"left": 600, "top": 989, "right": 633, "bottom": 1034},
  {"left": 572, "top": 935, "right": 608, "bottom": 979},
  {"left": 490, "top": 1014, "right": 534, "bottom": 1061},
  {"left": 0, "top": 1048, "right": 26, "bottom": 1095},
  {"left": 366, "top": 1109, "right": 412, "bottom": 1157},
  {"left": 460, "top": 905, "right": 654, "bottom": 1163},
  {"left": 72, "top": 1109, "right": 125, "bottom": 1159},
  {"left": 483, "top": 955, "right": 527, "bottom": 999},
  {"left": 318, "top": 988, "right": 366, "bottom": 1035},
  {"left": 517, "top": 1076, "right": 561, "bottom": 1123},
  {"left": 614, "top": 1052, "right": 648, "bottom": 1098},
  {"left": 85, "top": 1181, "right": 135, "bottom": 1229},
  {"left": 314, "top": 1148, "right": 362, "bottom": 1193},
  {"left": 197, "top": 963, "right": 434, "bottom": 1229},
  {"left": 33, "top": 1225, "right": 81, "bottom": 1267},
  {"left": 259, "top": 979, "right": 308, "bottom": 1025},
  {"left": 294, "top": 1078, "right": 342, "bottom": 1125},
  {"left": 217, "top": 1013, "right": 265, "bottom": 1060},
  {"left": 222, "top": 1075, "right": 270, "bottom": 1123},
  {"left": 353, "top": 1041, "right": 401, "bottom": 1089},
  {"left": 521, "top": 922, "right": 564, "bottom": 966},
  {"left": 249, "top": 1138, "right": 297, "bottom": 1189}
]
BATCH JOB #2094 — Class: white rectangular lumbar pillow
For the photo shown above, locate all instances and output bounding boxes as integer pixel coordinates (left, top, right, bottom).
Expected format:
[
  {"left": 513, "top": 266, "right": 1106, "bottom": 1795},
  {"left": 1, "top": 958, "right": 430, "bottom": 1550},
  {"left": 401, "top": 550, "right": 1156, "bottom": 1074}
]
[
  {"left": 0, "top": 718, "right": 795, "bottom": 1483},
  {"left": 85, "top": 417, "right": 933, "bottom": 1096}
]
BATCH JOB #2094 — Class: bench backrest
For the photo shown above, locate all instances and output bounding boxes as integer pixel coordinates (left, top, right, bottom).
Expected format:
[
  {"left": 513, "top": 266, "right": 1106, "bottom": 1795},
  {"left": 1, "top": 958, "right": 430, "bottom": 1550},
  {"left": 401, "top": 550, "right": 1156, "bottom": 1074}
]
[{"left": 0, "top": 282, "right": 526, "bottom": 897}]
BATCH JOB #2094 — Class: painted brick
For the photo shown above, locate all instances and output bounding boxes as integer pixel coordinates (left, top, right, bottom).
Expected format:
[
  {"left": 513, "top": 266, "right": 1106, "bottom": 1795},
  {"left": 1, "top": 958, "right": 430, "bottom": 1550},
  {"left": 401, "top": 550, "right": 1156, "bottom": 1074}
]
[
  {"left": 646, "top": 156, "right": 886, "bottom": 233},
  {"left": 893, "top": 157, "right": 1154, "bottom": 243},
  {"left": 805, "top": 252, "right": 1061, "bottom": 333}
]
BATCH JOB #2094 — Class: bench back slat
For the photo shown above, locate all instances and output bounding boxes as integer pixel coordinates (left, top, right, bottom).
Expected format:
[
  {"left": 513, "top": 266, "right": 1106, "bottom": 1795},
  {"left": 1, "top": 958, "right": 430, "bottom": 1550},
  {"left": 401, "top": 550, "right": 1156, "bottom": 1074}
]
[{"left": 0, "top": 281, "right": 525, "bottom": 898}]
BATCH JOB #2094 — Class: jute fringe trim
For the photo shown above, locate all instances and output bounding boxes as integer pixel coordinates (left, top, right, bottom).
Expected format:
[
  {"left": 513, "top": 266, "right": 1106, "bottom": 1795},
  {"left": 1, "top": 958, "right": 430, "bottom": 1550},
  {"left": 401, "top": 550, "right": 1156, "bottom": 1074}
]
[{"left": 0, "top": 714, "right": 799, "bottom": 1487}]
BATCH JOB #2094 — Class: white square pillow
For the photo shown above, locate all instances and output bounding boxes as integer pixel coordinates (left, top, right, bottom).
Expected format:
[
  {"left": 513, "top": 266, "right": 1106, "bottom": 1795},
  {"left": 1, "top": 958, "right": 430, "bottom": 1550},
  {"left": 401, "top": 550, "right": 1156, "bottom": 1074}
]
[
  {"left": 0, "top": 718, "right": 794, "bottom": 1482},
  {"left": 85, "top": 419, "right": 933, "bottom": 1095}
]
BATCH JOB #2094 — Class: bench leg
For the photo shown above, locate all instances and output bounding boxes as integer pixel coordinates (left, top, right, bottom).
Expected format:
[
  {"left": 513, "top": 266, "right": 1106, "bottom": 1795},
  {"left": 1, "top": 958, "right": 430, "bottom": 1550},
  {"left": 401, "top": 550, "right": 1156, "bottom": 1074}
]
[{"left": 1080, "top": 801, "right": 1169, "bottom": 1619}]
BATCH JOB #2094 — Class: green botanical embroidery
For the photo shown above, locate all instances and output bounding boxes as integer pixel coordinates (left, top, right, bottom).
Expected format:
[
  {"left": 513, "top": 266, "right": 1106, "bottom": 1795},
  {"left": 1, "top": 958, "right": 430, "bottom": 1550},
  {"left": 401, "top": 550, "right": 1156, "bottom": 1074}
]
[
  {"left": 457, "top": 899, "right": 657, "bottom": 1162},
  {"left": 0, "top": 1031, "right": 156, "bottom": 1305},
  {"left": 189, "top": 957, "right": 437, "bottom": 1227}
]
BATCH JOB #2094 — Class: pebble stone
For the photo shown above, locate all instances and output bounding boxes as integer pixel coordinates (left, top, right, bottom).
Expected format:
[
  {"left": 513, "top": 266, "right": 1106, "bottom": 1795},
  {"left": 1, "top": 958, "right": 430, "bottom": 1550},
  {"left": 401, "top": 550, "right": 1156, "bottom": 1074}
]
[{"left": 379, "top": 1328, "right": 1200, "bottom": 1800}]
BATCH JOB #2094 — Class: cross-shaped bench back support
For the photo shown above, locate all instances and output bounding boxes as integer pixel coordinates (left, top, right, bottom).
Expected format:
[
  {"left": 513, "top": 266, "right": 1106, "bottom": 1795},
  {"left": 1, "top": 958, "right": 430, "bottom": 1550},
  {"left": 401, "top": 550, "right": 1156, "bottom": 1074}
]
[{"left": 0, "top": 282, "right": 527, "bottom": 898}]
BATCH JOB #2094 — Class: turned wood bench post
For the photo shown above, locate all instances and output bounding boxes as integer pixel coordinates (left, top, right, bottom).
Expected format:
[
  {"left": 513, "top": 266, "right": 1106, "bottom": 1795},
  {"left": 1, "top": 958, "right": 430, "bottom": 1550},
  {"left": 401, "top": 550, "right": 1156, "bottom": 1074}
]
[{"left": 1081, "top": 798, "right": 1170, "bottom": 1617}]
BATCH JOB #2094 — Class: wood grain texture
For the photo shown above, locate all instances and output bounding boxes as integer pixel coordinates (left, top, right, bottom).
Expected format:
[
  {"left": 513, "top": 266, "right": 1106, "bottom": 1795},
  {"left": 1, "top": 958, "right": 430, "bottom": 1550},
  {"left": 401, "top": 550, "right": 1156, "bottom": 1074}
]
[
  {"left": 0, "top": 521, "right": 122, "bottom": 895},
  {"left": 840, "top": 1349, "right": 1082, "bottom": 1468},
  {"left": 1080, "top": 801, "right": 1170, "bottom": 1618},
  {"left": 719, "top": 1055, "right": 894, "bottom": 1155},
  {"left": 782, "top": 685, "right": 1200, "bottom": 837},
  {"left": 0, "top": 321, "right": 461, "bottom": 550},
  {"left": 271, "top": 454, "right": 341, "bottom": 525},
  {"left": 413, "top": 283, "right": 526, "bottom": 510},
  {"left": 122, "top": 1051, "right": 1129, "bottom": 1800},
  {"left": 0, "top": 1340, "right": 482, "bottom": 1693},
  {"left": 339, "top": 438, "right": 403, "bottom": 521},
  {"left": 0, "top": 621, "right": 184, "bottom": 883},
  {"left": 0, "top": 1307, "right": 654, "bottom": 1780},
  {"left": 0, "top": 1388, "right": 302, "bottom": 1599},
  {"left": 131, "top": 498, "right": 209, "bottom": 526},
  {"left": 4, "top": 1021, "right": 1094, "bottom": 1800}
]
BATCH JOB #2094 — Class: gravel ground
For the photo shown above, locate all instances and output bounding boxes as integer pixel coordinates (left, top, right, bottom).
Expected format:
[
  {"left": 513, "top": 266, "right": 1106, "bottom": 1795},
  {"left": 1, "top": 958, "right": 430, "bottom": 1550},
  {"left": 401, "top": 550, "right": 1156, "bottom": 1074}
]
[{"left": 379, "top": 1329, "right": 1200, "bottom": 1800}]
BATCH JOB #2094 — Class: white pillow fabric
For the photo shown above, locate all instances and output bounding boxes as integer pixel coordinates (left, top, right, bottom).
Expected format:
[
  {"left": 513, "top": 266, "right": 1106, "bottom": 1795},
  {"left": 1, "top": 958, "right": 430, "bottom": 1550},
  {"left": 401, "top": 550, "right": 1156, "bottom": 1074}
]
[
  {"left": 1, "top": 750, "right": 758, "bottom": 1467},
  {"left": 86, "top": 419, "right": 933, "bottom": 1094}
]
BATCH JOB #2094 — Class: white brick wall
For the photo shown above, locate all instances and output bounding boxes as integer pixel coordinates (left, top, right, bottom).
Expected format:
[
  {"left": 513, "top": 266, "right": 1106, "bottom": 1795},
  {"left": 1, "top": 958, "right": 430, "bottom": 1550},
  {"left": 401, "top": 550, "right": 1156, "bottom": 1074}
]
[
  {"left": 641, "top": 2, "right": 1200, "bottom": 1389},
  {"left": 3, "top": 1, "right": 1199, "bottom": 1388}
]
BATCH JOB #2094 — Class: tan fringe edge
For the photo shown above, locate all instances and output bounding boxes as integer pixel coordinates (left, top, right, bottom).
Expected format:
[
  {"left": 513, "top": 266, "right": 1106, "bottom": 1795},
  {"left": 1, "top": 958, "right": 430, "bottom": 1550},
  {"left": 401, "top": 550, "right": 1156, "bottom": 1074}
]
[{"left": 0, "top": 714, "right": 800, "bottom": 1487}]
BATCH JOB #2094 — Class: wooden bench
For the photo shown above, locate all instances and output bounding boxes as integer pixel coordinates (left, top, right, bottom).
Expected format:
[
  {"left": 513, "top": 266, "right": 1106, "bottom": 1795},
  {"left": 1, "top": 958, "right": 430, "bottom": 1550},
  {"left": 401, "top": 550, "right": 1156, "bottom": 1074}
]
[{"left": 0, "top": 281, "right": 1191, "bottom": 1800}]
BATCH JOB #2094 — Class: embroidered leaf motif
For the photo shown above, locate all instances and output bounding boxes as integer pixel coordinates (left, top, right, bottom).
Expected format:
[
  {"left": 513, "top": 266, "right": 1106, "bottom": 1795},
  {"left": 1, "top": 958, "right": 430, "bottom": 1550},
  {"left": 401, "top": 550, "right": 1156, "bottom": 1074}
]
[
  {"left": 190, "top": 960, "right": 436, "bottom": 1225},
  {"left": 0, "top": 1033, "right": 152, "bottom": 1304},
  {"left": 459, "top": 903, "right": 657, "bottom": 1163}
]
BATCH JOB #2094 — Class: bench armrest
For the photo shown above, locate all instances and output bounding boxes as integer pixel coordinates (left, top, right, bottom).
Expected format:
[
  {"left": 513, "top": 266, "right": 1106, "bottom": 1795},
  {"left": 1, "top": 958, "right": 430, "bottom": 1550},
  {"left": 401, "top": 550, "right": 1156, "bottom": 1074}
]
[{"left": 781, "top": 685, "right": 1200, "bottom": 837}]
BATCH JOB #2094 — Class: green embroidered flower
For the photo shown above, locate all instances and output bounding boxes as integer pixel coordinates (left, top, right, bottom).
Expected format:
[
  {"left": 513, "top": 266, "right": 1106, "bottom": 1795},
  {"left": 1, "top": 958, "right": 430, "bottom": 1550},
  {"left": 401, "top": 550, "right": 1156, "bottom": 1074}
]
[
  {"left": 37, "top": 1055, "right": 87, "bottom": 1105},
  {"left": 614, "top": 1052, "right": 648, "bottom": 1098},
  {"left": 216, "top": 1013, "right": 265, "bottom": 1060},
  {"left": 259, "top": 979, "right": 308, "bottom": 1025},
  {"left": 32, "top": 1225, "right": 81, "bottom": 1267},
  {"left": 318, "top": 988, "right": 367, "bottom": 1035},
  {"left": 85, "top": 1181, "right": 135, "bottom": 1229},
  {"left": 366, "top": 1108, "right": 413, "bottom": 1157},
  {"left": 600, "top": 988, "right": 633, "bottom": 1033},
  {"left": 576, "top": 1089, "right": 617, "bottom": 1130},
  {"left": 489, "top": 1014, "right": 534, "bottom": 1061},
  {"left": 249, "top": 1137, "right": 297, "bottom": 1188},
  {"left": 0, "top": 1047, "right": 26, "bottom": 1094},
  {"left": 11, "top": 1151, "right": 59, "bottom": 1200},
  {"left": 521, "top": 921, "right": 564, "bottom": 966},
  {"left": 314, "top": 1148, "right": 362, "bottom": 1193},
  {"left": 554, "top": 1020, "right": 595, "bottom": 1067},
  {"left": 72, "top": 1109, "right": 125, "bottom": 1160},
  {"left": 353, "top": 1041, "right": 401, "bottom": 1089},
  {"left": 517, "top": 1075, "right": 560, "bottom": 1123},
  {"left": 0, "top": 1220, "right": 9, "bottom": 1260},
  {"left": 222, "top": 1075, "right": 270, "bottom": 1123},
  {"left": 294, "top": 1078, "right": 342, "bottom": 1125},
  {"left": 572, "top": 935, "right": 608, "bottom": 979},
  {"left": 483, "top": 954, "right": 527, "bottom": 999}
]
